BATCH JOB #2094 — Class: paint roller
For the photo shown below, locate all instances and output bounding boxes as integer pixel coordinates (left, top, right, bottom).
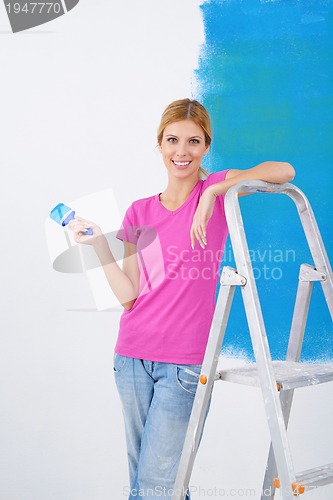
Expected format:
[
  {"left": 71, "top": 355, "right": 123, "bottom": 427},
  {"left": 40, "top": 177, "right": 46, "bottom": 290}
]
[{"left": 49, "top": 203, "right": 93, "bottom": 235}]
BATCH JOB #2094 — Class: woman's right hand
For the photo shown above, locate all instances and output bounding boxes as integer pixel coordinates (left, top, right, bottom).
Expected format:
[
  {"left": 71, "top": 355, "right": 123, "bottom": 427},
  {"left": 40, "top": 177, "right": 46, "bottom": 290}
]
[{"left": 68, "top": 216, "right": 104, "bottom": 245}]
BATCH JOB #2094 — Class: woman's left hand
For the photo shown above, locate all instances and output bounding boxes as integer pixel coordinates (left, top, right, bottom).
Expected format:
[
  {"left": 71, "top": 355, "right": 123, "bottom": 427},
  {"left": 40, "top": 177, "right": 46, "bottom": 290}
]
[{"left": 190, "top": 189, "right": 217, "bottom": 249}]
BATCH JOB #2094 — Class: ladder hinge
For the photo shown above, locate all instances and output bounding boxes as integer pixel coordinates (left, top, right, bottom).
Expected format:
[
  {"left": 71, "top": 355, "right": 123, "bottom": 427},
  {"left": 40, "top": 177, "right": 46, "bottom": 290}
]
[
  {"left": 220, "top": 266, "right": 247, "bottom": 286},
  {"left": 299, "top": 264, "right": 327, "bottom": 282}
]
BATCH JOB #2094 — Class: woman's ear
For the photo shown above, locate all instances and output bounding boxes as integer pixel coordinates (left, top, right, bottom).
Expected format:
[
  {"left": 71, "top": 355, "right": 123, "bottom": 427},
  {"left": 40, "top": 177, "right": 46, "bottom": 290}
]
[
  {"left": 203, "top": 144, "right": 210, "bottom": 156},
  {"left": 157, "top": 143, "right": 162, "bottom": 153}
]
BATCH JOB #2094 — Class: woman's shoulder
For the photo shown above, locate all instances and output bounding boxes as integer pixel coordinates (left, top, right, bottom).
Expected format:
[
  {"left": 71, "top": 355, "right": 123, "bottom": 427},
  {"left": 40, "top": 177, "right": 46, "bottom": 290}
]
[
  {"left": 203, "top": 169, "right": 230, "bottom": 184},
  {"left": 121, "top": 194, "right": 156, "bottom": 226},
  {"left": 129, "top": 193, "right": 157, "bottom": 214},
  {"left": 201, "top": 169, "right": 230, "bottom": 190}
]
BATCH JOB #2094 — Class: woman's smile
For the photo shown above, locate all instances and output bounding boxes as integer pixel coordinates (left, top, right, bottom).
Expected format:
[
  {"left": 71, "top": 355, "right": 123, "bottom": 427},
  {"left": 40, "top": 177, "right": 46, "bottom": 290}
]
[{"left": 172, "top": 160, "right": 192, "bottom": 169}]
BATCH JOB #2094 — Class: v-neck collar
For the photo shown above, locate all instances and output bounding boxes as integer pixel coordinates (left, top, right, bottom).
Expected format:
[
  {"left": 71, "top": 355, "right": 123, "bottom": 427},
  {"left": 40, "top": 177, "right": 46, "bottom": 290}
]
[{"left": 155, "top": 180, "right": 202, "bottom": 216}]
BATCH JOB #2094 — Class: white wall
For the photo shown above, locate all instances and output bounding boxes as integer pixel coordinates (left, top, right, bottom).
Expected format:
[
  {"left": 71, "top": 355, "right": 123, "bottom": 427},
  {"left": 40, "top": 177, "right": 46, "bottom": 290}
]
[
  {"left": 0, "top": 1, "right": 203, "bottom": 499},
  {"left": 0, "top": 1, "right": 332, "bottom": 499}
]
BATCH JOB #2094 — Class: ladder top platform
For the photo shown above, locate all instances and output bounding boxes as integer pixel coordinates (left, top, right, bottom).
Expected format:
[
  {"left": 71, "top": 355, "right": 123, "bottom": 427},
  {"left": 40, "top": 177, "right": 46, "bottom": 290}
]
[{"left": 217, "top": 360, "right": 333, "bottom": 390}]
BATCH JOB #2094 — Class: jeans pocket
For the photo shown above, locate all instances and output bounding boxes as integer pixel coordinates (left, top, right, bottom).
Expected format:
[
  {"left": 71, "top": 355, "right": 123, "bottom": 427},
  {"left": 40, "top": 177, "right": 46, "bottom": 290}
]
[
  {"left": 113, "top": 353, "right": 127, "bottom": 374},
  {"left": 176, "top": 364, "right": 202, "bottom": 395}
]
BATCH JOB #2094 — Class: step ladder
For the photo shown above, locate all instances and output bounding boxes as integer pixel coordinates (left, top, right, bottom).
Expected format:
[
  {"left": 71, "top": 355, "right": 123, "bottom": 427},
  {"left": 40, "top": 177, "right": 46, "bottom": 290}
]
[{"left": 171, "top": 180, "right": 333, "bottom": 500}]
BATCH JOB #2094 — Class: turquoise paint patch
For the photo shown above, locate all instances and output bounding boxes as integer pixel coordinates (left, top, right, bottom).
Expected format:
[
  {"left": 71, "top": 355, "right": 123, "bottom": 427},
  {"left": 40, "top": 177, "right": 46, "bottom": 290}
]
[{"left": 196, "top": 0, "right": 333, "bottom": 361}]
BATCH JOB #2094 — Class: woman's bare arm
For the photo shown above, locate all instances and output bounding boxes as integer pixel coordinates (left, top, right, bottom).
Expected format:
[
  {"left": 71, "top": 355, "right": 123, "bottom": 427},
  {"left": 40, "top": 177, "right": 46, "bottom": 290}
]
[
  {"left": 190, "top": 161, "right": 295, "bottom": 248},
  {"left": 68, "top": 218, "right": 140, "bottom": 310}
]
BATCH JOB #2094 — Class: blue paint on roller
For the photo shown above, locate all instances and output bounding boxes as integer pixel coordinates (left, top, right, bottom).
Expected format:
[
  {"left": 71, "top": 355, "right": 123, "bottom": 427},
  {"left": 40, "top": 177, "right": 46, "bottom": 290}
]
[{"left": 50, "top": 203, "right": 72, "bottom": 225}]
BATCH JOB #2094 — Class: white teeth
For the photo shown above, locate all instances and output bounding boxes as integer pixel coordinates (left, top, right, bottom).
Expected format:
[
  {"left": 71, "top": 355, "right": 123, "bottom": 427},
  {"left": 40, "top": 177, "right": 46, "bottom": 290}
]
[{"left": 173, "top": 161, "right": 190, "bottom": 166}]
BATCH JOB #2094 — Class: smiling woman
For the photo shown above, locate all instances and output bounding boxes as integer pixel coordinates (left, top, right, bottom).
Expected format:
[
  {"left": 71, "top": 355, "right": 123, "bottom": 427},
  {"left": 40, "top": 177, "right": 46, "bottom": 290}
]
[{"left": 68, "top": 98, "right": 295, "bottom": 500}]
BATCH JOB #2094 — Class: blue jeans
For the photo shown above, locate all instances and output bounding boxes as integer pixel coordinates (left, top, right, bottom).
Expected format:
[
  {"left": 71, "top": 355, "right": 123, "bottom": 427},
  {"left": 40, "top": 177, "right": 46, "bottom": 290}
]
[{"left": 113, "top": 354, "right": 212, "bottom": 500}]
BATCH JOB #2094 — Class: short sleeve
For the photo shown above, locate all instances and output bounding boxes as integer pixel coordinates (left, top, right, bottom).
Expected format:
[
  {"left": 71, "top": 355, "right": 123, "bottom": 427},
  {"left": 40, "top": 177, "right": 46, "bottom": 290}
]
[
  {"left": 202, "top": 169, "right": 230, "bottom": 193},
  {"left": 116, "top": 204, "right": 139, "bottom": 245}
]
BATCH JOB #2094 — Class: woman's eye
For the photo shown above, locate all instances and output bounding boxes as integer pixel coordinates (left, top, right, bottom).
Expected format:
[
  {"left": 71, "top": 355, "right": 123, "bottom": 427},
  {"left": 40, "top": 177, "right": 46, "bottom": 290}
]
[
  {"left": 190, "top": 139, "right": 200, "bottom": 144},
  {"left": 167, "top": 137, "right": 177, "bottom": 143}
]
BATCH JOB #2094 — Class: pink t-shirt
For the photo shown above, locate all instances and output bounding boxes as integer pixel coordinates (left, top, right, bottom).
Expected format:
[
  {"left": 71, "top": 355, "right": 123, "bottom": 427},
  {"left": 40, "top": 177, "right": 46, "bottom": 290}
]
[{"left": 115, "top": 170, "right": 229, "bottom": 364}]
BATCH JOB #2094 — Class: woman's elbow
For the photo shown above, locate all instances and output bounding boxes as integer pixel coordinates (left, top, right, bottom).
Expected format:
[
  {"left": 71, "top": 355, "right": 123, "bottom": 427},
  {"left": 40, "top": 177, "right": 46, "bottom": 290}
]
[{"left": 281, "top": 162, "right": 296, "bottom": 182}]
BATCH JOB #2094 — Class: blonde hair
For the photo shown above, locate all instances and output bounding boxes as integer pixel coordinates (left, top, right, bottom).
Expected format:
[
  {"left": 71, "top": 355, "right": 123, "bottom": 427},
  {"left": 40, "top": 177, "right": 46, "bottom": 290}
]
[{"left": 157, "top": 98, "right": 212, "bottom": 179}]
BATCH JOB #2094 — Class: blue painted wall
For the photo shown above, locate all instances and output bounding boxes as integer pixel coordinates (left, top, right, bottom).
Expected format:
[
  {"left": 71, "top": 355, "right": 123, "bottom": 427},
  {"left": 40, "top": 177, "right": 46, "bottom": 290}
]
[{"left": 196, "top": 0, "right": 333, "bottom": 361}]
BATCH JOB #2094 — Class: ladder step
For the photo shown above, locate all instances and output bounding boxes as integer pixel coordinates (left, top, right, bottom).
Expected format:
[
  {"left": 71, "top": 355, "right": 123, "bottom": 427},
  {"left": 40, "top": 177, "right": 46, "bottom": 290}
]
[
  {"left": 217, "top": 360, "right": 333, "bottom": 390},
  {"left": 274, "top": 463, "right": 333, "bottom": 492},
  {"left": 297, "top": 463, "right": 333, "bottom": 488}
]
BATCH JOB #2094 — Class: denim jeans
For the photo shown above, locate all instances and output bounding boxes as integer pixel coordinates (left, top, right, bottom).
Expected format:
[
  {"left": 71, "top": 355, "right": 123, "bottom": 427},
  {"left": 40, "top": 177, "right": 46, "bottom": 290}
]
[{"left": 113, "top": 354, "right": 212, "bottom": 500}]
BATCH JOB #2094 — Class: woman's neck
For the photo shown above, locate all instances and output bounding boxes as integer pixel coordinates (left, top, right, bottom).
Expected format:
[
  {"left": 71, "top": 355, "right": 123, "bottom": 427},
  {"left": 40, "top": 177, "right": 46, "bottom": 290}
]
[{"left": 160, "top": 175, "right": 200, "bottom": 203}]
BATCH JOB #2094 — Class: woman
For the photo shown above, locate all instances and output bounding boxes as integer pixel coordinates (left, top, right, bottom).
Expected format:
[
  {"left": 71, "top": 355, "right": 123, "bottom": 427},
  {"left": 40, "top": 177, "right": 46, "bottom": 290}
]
[{"left": 69, "top": 99, "right": 295, "bottom": 499}]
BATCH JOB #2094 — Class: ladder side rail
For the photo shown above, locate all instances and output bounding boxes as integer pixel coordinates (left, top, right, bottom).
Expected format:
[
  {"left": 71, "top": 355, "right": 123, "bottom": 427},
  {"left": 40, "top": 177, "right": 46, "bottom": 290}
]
[
  {"left": 225, "top": 186, "right": 297, "bottom": 499},
  {"left": 261, "top": 278, "right": 314, "bottom": 500},
  {"left": 286, "top": 270, "right": 315, "bottom": 362},
  {"left": 282, "top": 185, "right": 333, "bottom": 320},
  {"left": 172, "top": 278, "right": 237, "bottom": 500},
  {"left": 260, "top": 391, "right": 294, "bottom": 500},
  {"left": 227, "top": 180, "right": 333, "bottom": 319}
]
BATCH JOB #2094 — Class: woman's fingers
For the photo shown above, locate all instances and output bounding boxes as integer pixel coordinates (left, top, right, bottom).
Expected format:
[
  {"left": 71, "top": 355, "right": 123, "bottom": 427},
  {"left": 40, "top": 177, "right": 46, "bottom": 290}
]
[
  {"left": 197, "top": 223, "right": 207, "bottom": 242},
  {"left": 197, "top": 225, "right": 207, "bottom": 248},
  {"left": 75, "top": 216, "right": 93, "bottom": 225},
  {"left": 66, "top": 216, "right": 105, "bottom": 246},
  {"left": 190, "top": 221, "right": 207, "bottom": 249},
  {"left": 69, "top": 217, "right": 91, "bottom": 227},
  {"left": 190, "top": 226, "right": 195, "bottom": 249},
  {"left": 68, "top": 217, "right": 93, "bottom": 237},
  {"left": 190, "top": 191, "right": 216, "bottom": 248}
]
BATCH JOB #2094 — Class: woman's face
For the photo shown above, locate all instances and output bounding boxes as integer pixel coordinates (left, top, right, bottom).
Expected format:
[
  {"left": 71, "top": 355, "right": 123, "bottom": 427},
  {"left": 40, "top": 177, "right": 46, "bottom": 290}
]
[{"left": 158, "top": 119, "right": 209, "bottom": 180}]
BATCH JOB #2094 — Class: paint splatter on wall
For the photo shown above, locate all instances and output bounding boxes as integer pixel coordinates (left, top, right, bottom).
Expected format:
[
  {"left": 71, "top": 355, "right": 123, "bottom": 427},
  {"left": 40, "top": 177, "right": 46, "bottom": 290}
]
[{"left": 196, "top": 0, "right": 333, "bottom": 360}]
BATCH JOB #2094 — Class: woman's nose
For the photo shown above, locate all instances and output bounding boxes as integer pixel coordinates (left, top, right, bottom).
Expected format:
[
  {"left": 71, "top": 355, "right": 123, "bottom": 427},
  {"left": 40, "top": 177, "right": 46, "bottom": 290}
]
[{"left": 175, "top": 143, "right": 188, "bottom": 156}]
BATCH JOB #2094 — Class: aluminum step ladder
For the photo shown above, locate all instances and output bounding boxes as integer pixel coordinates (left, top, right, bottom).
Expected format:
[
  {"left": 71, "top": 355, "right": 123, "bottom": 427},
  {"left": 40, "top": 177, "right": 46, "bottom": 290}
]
[{"left": 171, "top": 180, "right": 333, "bottom": 500}]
